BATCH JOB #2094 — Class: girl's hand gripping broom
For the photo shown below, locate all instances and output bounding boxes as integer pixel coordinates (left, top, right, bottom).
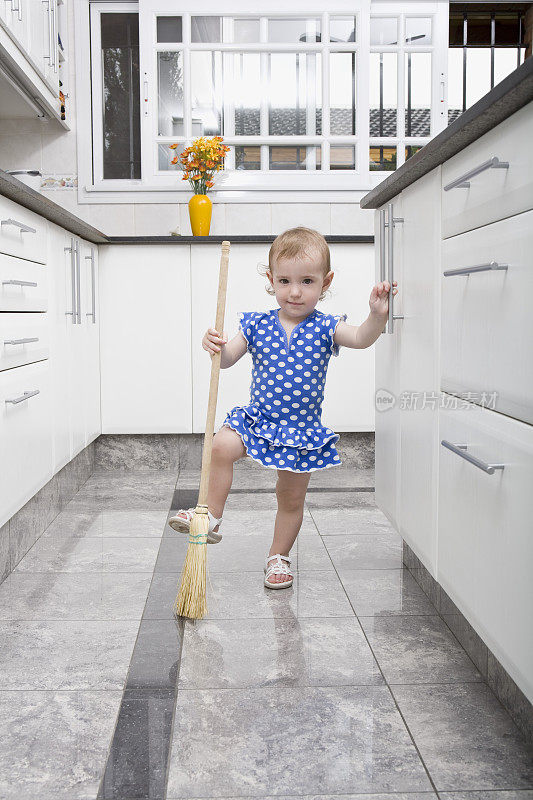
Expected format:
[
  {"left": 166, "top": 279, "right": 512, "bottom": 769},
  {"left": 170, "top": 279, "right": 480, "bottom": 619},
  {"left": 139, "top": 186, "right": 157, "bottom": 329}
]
[{"left": 173, "top": 241, "right": 231, "bottom": 620}]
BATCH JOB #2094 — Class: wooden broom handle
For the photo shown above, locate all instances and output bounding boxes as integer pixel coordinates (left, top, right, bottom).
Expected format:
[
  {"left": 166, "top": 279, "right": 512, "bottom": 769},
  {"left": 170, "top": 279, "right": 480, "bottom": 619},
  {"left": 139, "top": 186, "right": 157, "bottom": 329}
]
[{"left": 197, "top": 241, "right": 231, "bottom": 506}]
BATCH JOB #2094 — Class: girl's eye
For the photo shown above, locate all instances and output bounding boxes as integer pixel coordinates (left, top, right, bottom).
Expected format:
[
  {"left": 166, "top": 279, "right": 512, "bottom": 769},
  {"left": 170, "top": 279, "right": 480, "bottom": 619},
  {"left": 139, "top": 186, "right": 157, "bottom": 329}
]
[{"left": 279, "top": 279, "right": 313, "bottom": 284}]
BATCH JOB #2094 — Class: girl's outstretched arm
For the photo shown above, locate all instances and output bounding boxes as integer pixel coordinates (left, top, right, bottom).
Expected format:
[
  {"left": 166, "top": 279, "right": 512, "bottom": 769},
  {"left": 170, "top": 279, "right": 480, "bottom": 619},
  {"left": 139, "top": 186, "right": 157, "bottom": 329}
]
[{"left": 333, "top": 281, "right": 398, "bottom": 350}]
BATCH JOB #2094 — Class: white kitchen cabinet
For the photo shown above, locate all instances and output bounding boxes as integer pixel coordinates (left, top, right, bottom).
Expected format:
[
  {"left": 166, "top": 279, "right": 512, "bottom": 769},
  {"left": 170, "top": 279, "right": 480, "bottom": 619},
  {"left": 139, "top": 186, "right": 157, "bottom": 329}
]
[
  {"left": 398, "top": 168, "right": 441, "bottom": 577},
  {"left": 0, "top": 251, "right": 47, "bottom": 311},
  {"left": 0, "top": 194, "right": 48, "bottom": 265},
  {"left": 441, "top": 208, "right": 533, "bottom": 426},
  {"left": 439, "top": 400, "right": 533, "bottom": 701},
  {"left": 374, "top": 195, "right": 403, "bottom": 530},
  {"left": 0, "top": 311, "right": 49, "bottom": 370},
  {"left": 47, "top": 224, "right": 101, "bottom": 470},
  {"left": 99, "top": 244, "right": 191, "bottom": 433},
  {"left": 441, "top": 101, "right": 533, "bottom": 239},
  {"left": 0, "top": 359, "right": 53, "bottom": 529}
]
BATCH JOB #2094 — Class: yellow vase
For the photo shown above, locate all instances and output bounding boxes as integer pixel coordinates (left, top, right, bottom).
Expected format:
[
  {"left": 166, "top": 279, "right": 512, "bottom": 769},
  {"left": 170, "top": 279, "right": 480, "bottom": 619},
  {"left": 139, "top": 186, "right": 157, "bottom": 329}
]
[{"left": 188, "top": 194, "right": 212, "bottom": 236}]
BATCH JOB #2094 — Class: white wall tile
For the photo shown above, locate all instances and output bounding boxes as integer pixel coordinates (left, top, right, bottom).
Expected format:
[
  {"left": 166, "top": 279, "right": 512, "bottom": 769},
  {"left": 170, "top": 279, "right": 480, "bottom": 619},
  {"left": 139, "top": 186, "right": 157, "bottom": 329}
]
[
  {"left": 225, "top": 203, "right": 272, "bottom": 235},
  {"left": 134, "top": 204, "right": 180, "bottom": 236},
  {"left": 271, "top": 203, "right": 331, "bottom": 235},
  {"left": 0, "top": 134, "right": 42, "bottom": 171},
  {"left": 87, "top": 204, "right": 135, "bottom": 236},
  {"left": 331, "top": 203, "right": 374, "bottom": 235}
]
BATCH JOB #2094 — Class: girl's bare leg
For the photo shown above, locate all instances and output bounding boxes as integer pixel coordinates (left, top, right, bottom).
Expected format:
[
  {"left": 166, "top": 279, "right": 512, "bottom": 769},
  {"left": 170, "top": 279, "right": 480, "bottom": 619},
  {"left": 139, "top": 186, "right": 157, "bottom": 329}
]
[{"left": 268, "top": 469, "right": 311, "bottom": 583}]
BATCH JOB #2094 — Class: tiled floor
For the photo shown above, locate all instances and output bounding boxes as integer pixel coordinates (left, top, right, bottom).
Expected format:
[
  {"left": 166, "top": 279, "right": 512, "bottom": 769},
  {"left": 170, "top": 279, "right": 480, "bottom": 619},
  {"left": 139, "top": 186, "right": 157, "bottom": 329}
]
[{"left": 0, "top": 461, "right": 532, "bottom": 799}]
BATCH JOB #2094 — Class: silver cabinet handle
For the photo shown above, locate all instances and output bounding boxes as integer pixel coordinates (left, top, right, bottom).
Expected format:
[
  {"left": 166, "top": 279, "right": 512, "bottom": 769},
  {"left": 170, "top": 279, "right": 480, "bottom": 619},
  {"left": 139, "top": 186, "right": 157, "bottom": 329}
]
[
  {"left": 11, "top": 0, "right": 22, "bottom": 20},
  {"left": 5, "top": 389, "right": 40, "bottom": 405},
  {"left": 441, "top": 439, "right": 505, "bottom": 475},
  {"left": 443, "top": 261, "right": 508, "bottom": 277},
  {"left": 1, "top": 218, "right": 37, "bottom": 234},
  {"left": 85, "top": 249, "right": 96, "bottom": 323},
  {"left": 379, "top": 208, "right": 386, "bottom": 283},
  {"left": 4, "top": 337, "right": 39, "bottom": 345},
  {"left": 42, "top": 0, "right": 52, "bottom": 66},
  {"left": 51, "top": 0, "right": 57, "bottom": 73},
  {"left": 2, "top": 279, "right": 38, "bottom": 287},
  {"left": 443, "top": 156, "right": 509, "bottom": 191},
  {"left": 75, "top": 239, "right": 81, "bottom": 323},
  {"left": 64, "top": 238, "right": 77, "bottom": 323},
  {"left": 386, "top": 201, "right": 403, "bottom": 334}
]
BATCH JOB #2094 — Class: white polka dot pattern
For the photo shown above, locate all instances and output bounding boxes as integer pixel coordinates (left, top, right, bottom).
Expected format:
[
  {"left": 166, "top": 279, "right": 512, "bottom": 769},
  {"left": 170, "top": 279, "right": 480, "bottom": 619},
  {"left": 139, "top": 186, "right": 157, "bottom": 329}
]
[{"left": 223, "top": 307, "right": 348, "bottom": 473}]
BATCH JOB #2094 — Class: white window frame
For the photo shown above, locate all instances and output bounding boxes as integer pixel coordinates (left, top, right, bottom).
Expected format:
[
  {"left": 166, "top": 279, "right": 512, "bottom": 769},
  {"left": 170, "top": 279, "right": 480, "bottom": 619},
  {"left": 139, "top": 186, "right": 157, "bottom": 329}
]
[{"left": 75, "top": 0, "right": 449, "bottom": 204}]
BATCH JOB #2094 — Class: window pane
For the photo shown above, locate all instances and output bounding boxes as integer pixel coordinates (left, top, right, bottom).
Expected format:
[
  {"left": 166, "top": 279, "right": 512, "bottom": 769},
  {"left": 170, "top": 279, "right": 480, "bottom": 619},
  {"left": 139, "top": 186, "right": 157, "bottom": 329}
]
[
  {"left": 233, "top": 18, "right": 260, "bottom": 43},
  {"left": 268, "top": 54, "right": 322, "bottom": 135},
  {"left": 404, "top": 52, "right": 431, "bottom": 137},
  {"left": 158, "top": 142, "right": 186, "bottom": 172},
  {"left": 191, "top": 16, "right": 221, "bottom": 43},
  {"left": 330, "top": 52, "right": 356, "bottom": 135},
  {"left": 330, "top": 16, "right": 356, "bottom": 43},
  {"left": 233, "top": 53, "right": 261, "bottom": 135},
  {"left": 235, "top": 146, "right": 260, "bottom": 170},
  {"left": 405, "top": 145, "right": 423, "bottom": 162},
  {"left": 269, "top": 146, "right": 321, "bottom": 170},
  {"left": 369, "top": 145, "right": 397, "bottom": 171},
  {"left": 330, "top": 145, "right": 355, "bottom": 170},
  {"left": 268, "top": 17, "right": 321, "bottom": 43},
  {"left": 156, "top": 16, "right": 182, "bottom": 43},
  {"left": 101, "top": 12, "right": 140, "bottom": 180},
  {"left": 494, "top": 48, "right": 520, "bottom": 86},
  {"left": 447, "top": 47, "right": 463, "bottom": 121},
  {"left": 466, "top": 48, "right": 491, "bottom": 107},
  {"left": 369, "top": 52, "right": 397, "bottom": 137},
  {"left": 190, "top": 51, "right": 223, "bottom": 136},
  {"left": 157, "top": 52, "right": 184, "bottom": 137},
  {"left": 370, "top": 17, "right": 398, "bottom": 46},
  {"left": 405, "top": 17, "right": 432, "bottom": 45}
]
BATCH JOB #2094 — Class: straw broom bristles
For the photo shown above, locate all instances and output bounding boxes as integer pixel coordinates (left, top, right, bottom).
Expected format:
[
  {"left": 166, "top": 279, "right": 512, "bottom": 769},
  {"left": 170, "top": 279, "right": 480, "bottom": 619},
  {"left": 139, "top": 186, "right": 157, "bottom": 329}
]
[{"left": 173, "top": 505, "right": 209, "bottom": 619}]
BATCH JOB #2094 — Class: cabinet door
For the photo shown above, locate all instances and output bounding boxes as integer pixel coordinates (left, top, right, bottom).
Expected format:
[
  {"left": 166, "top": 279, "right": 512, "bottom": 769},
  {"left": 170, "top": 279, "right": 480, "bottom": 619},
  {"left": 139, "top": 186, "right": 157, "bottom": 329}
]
[
  {"left": 374, "top": 197, "right": 403, "bottom": 530},
  {"left": 398, "top": 168, "right": 441, "bottom": 577},
  {"left": 0, "top": 0, "right": 30, "bottom": 52},
  {"left": 439, "top": 400, "right": 533, "bottom": 703},
  {"left": 47, "top": 224, "right": 70, "bottom": 471},
  {"left": 99, "top": 244, "right": 191, "bottom": 432},
  {"left": 66, "top": 237, "right": 86, "bottom": 456},
  {"left": 28, "top": 0, "right": 48, "bottom": 80},
  {"left": 81, "top": 241, "right": 101, "bottom": 444}
]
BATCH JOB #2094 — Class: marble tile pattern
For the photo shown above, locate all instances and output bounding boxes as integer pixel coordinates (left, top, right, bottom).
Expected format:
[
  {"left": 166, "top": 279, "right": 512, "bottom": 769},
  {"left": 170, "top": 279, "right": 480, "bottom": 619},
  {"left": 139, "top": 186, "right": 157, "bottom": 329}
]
[{"left": 0, "top": 452, "right": 532, "bottom": 798}]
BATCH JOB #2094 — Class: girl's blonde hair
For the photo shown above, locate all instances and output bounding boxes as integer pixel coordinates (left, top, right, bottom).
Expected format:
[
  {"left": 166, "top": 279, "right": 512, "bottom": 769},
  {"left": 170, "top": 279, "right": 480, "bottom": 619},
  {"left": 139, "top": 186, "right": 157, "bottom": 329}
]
[{"left": 258, "top": 226, "right": 332, "bottom": 302}]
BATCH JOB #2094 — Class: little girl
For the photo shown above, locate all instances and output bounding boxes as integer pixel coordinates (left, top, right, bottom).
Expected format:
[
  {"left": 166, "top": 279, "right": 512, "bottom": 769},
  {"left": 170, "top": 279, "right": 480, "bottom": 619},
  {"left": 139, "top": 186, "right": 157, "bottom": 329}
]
[{"left": 168, "top": 226, "right": 397, "bottom": 590}]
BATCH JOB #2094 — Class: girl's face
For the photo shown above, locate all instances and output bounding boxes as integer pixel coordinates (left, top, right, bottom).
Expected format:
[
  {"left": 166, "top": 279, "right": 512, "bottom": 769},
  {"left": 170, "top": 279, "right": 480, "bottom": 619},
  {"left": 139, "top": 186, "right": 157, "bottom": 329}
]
[{"left": 267, "top": 251, "right": 334, "bottom": 320}]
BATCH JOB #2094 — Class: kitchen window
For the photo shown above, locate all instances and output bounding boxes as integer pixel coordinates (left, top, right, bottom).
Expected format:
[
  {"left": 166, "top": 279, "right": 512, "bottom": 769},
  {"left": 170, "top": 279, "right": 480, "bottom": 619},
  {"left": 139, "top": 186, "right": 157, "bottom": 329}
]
[{"left": 81, "top": 1, "right": 449, "bottom": 200}]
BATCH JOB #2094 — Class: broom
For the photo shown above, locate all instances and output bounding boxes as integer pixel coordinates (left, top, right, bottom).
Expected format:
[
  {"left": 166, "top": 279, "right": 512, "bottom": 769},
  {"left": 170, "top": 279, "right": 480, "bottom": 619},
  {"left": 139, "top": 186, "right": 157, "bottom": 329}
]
[{"left": 173, "top": 240, "right": 231, "bottom": 620}]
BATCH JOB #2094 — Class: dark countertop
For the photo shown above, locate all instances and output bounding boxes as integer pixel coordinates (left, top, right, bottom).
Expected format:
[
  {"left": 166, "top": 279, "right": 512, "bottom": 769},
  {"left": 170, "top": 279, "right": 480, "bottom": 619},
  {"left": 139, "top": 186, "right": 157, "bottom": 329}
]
[
  {"left": 0, "top": 169, "right": 370, "bottom": 244},
  {"left": 360, "top": 56, "right": 533, "bottom": 210}
]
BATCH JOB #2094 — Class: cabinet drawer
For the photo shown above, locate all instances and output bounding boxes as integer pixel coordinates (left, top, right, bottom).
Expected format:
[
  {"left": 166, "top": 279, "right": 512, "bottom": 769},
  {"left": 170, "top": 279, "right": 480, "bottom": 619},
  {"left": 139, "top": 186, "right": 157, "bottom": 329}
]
[
  {"left": 0, "top": 251, "right": 47, "bottom": 311},
  {"left": 438, "top": 400, "right": 533, "bottom": 702},
  {"left": 0, "top": 313, "right": 49, "bottom": 371},
  {"left": 0, "top": 195, "right": 47, "bottom": 265},
  {"left": 441, "top": 209, "right": 533, "bottom": 426},
  {"left": 0, "top": 360, "right": 53, "bottom": 529},
  {"left": 441, "top": 101, "right": 533, "bottom": 239}
]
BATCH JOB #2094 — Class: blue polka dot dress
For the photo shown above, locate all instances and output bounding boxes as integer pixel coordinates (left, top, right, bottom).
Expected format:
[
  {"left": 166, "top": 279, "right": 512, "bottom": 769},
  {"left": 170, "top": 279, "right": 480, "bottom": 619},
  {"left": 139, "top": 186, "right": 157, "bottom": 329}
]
[{"left": 220, "top": 306, "right": 348, "bottom": 473}]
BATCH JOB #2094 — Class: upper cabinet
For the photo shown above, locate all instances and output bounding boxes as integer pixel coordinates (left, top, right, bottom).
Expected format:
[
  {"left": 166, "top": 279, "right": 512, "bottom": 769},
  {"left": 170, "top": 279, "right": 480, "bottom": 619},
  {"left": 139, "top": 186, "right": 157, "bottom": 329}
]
[{"left": 0, "top": 0, "right": 69, "bottom": 126}]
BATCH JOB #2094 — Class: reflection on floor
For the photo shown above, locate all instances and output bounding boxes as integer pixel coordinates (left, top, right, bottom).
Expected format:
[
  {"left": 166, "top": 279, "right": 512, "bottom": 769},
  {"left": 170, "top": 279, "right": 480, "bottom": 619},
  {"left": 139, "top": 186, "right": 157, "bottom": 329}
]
[{"left": 0, "top": 461, "right": 532, "bottom": 799}]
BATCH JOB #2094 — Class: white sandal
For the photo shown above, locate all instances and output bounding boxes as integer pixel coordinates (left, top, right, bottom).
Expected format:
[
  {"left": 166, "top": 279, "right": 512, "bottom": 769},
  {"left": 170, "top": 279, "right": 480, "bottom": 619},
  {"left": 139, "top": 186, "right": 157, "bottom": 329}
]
[
  {"left": 168, "top": 507, "right": 223, "bottom": 544},
  {"left": 264, "top": 553, "right": 293, "bottom": 589}
]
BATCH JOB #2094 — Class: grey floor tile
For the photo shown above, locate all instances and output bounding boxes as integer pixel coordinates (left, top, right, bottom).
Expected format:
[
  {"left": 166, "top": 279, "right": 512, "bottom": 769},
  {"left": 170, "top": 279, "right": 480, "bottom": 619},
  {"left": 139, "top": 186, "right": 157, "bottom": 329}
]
[
  {"left": 195, "top": 571, "right": 298, "bottom": 619},
  {"left": 166, "top": 685, "right": 433, "bottom": 796},
  {"left": 309, "top": 504, "right": 396, "bottom": 535},
  {"left": 359, "top": 615, "right": 484, "bottom": 684},
  {"left": 391, "top": 683, "right": 533, "bottom": 790},
  {"left": 0, "top": 689, "right": 122, "bottom": 799},
  {"left": 41, "top": 509, "right": 168, "bottom": 538},
  {"left": 0, "top": 620, "right": 138, "bottom": 689},
  {"left": 13, "top": 536, "right": 161, "bottom": 573},
  {"left": 339, "top": 568, "right": 439, "bottom": 616},
  {"left": 0, "top": 572, "right": 153, "bottom": 620},
  {"left": 305, "top": 490, "right": 377, "bottom": 509},
  {"left": 178, "top": 617, "right": 384, "bottom": 689},
  {"left": 324, "top": 533, "right": 403, "bottom": 571},
  {"left": 296, "top": 534, "right": 335, "bottom": 570},
  {"left": 297, "top": 571, "right": 355, "bottom": 617},
  {"left": 167, "top": 795, "right": 439, "bottom": 800},
  {"left": 440, "top": 792, "right": 533, "bottom": 799}
]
